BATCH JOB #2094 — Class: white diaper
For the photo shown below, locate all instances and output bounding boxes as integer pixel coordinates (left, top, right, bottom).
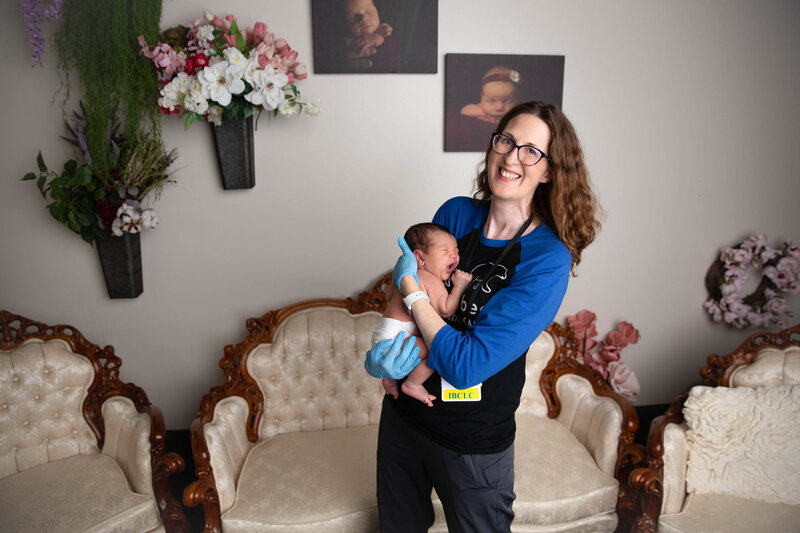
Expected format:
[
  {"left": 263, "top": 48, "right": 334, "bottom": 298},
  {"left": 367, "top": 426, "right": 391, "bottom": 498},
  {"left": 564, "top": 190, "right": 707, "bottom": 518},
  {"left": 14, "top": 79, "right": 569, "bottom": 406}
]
[{"left": 371, "top": 317, "right": 418, "bottom": 346}]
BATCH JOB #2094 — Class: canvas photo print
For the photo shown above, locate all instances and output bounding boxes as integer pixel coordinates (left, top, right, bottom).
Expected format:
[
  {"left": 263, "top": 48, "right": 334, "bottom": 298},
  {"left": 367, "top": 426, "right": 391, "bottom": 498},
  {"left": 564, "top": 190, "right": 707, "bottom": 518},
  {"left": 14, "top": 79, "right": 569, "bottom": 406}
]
[
  {"left": 444, "top": 53, "right": 565, "bottom": 152},
  {"left": 312, "top": 0, "right": 438, "bottom": 74}
]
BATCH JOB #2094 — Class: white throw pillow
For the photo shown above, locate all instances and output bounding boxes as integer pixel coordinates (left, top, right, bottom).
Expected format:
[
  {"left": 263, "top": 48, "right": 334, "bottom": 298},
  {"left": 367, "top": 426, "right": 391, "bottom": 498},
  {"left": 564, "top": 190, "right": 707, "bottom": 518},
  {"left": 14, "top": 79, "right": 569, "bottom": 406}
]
[{"left": 683, "top": 384, "right": 800, "bottom": 505}]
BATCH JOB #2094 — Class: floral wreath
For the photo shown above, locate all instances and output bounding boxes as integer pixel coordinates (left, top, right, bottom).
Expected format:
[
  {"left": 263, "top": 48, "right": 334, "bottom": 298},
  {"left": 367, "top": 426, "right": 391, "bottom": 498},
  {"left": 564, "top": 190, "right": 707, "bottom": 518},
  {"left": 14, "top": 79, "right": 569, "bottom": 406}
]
[{"left": 703, "top": 235, "right": 799, "bottom": 329}]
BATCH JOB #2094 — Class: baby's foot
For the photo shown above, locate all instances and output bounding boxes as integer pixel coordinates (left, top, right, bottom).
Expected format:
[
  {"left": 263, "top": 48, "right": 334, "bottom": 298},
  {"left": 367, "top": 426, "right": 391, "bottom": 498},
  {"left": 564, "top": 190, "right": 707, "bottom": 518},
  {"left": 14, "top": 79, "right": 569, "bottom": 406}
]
[
  {"left": 382, "top": 378, "right": 399, "bottom": 399},
  {"left": 402, "top": 380, "right": 436, "bottom": 407}
]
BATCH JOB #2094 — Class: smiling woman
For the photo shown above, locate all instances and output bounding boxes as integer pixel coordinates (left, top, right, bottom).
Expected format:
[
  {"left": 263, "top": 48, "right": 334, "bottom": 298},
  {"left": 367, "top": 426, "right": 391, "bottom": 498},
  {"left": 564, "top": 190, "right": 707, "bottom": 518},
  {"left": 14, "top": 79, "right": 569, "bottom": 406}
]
[{"left": 365, "top": 101, "right": 602, "bottom": 532}]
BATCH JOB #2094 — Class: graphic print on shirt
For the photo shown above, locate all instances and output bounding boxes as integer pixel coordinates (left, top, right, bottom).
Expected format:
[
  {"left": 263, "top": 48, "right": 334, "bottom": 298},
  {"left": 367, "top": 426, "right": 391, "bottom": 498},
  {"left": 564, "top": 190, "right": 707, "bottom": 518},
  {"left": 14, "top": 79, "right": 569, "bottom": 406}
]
[{"left": 445, "top": 227, "right": 521, "bottom": 331}]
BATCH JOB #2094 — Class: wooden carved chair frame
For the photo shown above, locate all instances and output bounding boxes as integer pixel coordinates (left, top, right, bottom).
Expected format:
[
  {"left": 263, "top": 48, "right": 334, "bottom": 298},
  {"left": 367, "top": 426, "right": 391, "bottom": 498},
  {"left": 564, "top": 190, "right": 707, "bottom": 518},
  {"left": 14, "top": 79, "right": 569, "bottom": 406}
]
[
  {"left": 183, "top": 275, "right": 641, "bottom": 533},
  {"left": 629, "top": 323, "right": 800, "bottom": 533},
  {"left": 0, "top": 310, "right": 190, "bottom": 533}
]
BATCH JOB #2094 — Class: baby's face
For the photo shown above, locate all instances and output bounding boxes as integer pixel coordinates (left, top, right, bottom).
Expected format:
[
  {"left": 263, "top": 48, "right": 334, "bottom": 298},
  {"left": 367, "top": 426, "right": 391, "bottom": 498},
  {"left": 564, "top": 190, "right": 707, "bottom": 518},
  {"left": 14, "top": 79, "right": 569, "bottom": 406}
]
[
  {"left": 345, "top": 0, "right": 381, "bottom": 36},
  {"left": 417, "top": 231, "right": 460, "bottom": 282},
  {"left": 480, "top": 81, "right": 516, "bottom": 120}
]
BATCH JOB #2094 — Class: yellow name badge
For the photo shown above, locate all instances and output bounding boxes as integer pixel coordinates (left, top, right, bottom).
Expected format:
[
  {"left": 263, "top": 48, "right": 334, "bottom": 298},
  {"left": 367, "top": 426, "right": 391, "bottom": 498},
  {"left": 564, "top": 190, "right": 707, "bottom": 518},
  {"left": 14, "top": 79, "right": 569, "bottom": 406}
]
[{"left": 441, "top": 377, "right": 482, "bottom": 402}]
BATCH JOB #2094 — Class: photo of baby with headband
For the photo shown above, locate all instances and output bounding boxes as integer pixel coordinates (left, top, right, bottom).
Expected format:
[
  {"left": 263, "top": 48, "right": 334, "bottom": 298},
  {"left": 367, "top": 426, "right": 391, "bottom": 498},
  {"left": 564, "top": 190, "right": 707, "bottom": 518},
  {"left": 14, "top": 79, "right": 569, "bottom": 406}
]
[
  {"left": 444, "top": 53, "right": 565, "bottom": 152},
  {"left": 460, "top": 66, "right": 521, "bottom": 125}
]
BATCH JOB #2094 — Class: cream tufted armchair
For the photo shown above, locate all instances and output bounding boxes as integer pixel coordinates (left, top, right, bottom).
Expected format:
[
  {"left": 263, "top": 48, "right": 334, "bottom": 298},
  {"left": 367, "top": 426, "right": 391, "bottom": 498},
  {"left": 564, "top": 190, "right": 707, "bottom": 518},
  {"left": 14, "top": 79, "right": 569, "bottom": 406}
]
[
  {"left": 630, "top": 323, "right": 800, "bottom": 533},
  {"left": 0, "top": 310, "right": 189, "bottom": 533},
  {"left": 183, "top": 274, "right": 642, "bottom": 532}
]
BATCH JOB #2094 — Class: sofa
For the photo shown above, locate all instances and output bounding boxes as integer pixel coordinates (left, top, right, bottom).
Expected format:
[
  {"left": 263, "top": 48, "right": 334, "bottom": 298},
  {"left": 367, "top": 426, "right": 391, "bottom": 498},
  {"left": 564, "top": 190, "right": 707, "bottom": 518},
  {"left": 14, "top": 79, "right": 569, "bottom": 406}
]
[
  {"left": 183, "top": 274, "right": 642, "bottom": 532},
  {"left": 629, "top": 323, "right": 800, "bottom": 533},
  {"left": 0, "top": 310, "right": 189, "bottom": 533}
]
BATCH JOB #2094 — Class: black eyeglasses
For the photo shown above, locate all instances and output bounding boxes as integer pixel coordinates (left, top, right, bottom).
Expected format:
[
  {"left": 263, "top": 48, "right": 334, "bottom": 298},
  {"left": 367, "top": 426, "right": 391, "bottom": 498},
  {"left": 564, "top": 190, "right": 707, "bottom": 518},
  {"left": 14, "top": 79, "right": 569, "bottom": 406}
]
[{"left": 491, "top": 132, "right": 550, "bottom": 166}]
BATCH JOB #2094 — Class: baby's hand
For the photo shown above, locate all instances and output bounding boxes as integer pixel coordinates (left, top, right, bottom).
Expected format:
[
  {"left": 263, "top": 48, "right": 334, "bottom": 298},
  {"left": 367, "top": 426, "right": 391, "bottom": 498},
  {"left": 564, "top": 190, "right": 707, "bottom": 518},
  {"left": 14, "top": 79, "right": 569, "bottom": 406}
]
[
  {"left": 376, "top": 23, "right": 393, "bottom": 37},
  {"left": 451, "top": 269, "right": 473, "bottom": 289}
]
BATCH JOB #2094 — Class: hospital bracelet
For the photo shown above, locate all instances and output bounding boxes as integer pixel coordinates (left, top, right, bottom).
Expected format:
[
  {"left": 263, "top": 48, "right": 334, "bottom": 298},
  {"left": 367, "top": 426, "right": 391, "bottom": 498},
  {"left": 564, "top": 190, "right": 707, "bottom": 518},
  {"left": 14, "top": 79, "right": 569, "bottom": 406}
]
[{"left": 402, "top": 290, "right": 430, "bottom": 313}]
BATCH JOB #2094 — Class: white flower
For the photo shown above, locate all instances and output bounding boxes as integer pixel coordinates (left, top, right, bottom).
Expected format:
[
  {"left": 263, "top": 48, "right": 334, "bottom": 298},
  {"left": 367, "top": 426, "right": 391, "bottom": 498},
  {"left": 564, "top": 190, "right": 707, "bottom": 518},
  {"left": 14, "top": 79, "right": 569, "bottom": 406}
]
[
  {"left": 302, "top": 99, "right": 321, "bottom": 116},
  {"left": 141, "top": 209, "right": 159, "bottom": 230},
  {"left": 194, "top": 24, "right": 215, "bottom": 50},
  {"left": 244, "top": 65, "right": 288, "bottom": 109},
  {"left": 111, "top": 218, "right": 124, "bottom": 237},
  {"left": 183, "top": 85, "right": 209, "bottom": 115},
  {"left": 223, "top": 47, "right": 248, "bottom": 70},
  {"left": 199, "top": 60, "right": 245, "bottom": 107},
  {"left": 112, "top": 203, "right": 142, "bottom": 235},
  {"left": 206, "top": 105, "right": 223, "bottom": 126},
  {"left": 509, "top": 70, "right": 520, "bottom": 83},
  {"left": 279, "top": 100, "right": 299, "bottom": 116}
]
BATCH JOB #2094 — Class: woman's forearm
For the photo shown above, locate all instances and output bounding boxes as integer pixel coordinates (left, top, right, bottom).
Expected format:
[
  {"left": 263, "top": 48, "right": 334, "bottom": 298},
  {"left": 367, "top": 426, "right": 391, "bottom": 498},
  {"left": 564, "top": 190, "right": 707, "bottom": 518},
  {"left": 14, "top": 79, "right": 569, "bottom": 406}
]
[{"left": 400, "top": 275, "right": 447, "bottom": 347}]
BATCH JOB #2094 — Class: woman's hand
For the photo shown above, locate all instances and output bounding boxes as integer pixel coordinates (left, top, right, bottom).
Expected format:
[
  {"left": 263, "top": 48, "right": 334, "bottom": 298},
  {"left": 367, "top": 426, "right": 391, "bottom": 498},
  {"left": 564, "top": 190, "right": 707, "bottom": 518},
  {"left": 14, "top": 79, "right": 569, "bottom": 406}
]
[
  {"left": 392, "top": 237, "right": 419, "bottom": 289},
  {"left": 364, "top": 330, "right": 421, "bottom": 379}
]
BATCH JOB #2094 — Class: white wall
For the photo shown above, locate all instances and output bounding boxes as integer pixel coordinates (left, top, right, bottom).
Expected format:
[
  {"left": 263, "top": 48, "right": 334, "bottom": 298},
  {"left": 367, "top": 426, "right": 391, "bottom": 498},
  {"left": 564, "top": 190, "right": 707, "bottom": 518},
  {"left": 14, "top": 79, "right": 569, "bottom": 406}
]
[{"left": 2, "top": 0, "right": 799, "bottom": 428}]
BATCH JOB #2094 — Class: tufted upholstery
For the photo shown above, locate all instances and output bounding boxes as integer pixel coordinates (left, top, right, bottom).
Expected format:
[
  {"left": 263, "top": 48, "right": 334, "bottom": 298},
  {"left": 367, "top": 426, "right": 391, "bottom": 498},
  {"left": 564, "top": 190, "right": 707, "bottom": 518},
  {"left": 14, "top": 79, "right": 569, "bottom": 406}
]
[
  {"left": 630, "top": 323, "right": 800, "bottom": 533},
  {"left": 0, "top": 311, "right": 189, "bottom": 533},
  {"left": 0, "top": 340, "right": 98, "bottom": 477},
  {"left": 184, "top": 276, "right": 640, "bottom": 533}
]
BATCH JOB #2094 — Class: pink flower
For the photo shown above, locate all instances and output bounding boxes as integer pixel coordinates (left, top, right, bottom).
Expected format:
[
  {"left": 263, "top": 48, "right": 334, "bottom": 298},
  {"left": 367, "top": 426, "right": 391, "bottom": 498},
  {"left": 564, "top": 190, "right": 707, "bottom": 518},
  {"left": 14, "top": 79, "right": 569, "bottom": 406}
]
[
  {"left": 704, "top": 298, "right": 723, "bottom": 322},
  {"left": 608, "top": 362, "right": 639, "bottom": 400},
  {"left": 585, "top": 350, "right": 608, "bottom": 378},
  {"left": 249, "top": 21, "right": 272, "bottom": 47},
  {"left": 292, "top": 62, "right": 308, "bottom": 80},
  {"left": 616, "top": 322, "right": 641, "bottom": 345},
  {"left": 598, "top": 343, "right": 621, "bottom": 362},
  {"left": 567, "top": 310, "right": 598, "bottom": 339},
  {"left": 786, "top": 244, "right": 800, "bottom": 258},
  {"left": 776, "top": 257, "right": 800, "bottom": 275},
  {"left": 221, "top": 32, "right": 238, "bottom": 48}
]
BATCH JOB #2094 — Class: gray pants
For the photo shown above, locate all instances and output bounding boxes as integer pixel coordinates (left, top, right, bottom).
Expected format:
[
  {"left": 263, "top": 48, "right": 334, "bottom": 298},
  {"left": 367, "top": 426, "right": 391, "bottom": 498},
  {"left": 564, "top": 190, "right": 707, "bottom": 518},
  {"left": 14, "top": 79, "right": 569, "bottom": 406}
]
[{"left": 377, "top": 396, "right": 516, "bottom": 533}]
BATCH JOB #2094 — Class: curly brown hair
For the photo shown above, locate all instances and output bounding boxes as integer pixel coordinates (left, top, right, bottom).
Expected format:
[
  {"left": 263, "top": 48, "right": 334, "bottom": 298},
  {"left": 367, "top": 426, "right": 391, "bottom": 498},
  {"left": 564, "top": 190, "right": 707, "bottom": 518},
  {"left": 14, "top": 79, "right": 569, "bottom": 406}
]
[{"left": 473, "top": 101, "right": 602, "bottom": 273}]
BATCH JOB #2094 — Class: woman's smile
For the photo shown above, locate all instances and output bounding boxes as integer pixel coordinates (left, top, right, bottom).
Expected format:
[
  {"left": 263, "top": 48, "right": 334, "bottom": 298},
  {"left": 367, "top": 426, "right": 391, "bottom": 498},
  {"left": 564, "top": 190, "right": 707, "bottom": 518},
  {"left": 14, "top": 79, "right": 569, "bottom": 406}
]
[{"left": 498, "top": 167, "right": 521, "bottom": 181}]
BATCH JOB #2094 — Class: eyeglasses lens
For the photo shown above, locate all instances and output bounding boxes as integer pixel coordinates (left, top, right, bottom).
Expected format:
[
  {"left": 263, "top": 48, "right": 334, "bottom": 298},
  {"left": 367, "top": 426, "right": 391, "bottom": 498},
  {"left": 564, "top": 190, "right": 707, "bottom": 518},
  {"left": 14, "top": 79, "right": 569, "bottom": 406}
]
[{"left": 491, "top": 134, "right": 543, "bottom": 166}]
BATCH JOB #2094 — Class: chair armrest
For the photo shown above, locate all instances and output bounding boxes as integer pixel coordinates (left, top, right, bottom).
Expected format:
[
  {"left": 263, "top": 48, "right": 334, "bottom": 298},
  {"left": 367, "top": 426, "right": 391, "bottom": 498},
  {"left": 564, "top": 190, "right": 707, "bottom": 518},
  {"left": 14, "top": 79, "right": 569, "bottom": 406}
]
[
  {"left": 553, "top": 375, "right": 623, "bottom": 475},
  {"left": 185, "top": 396, "right": 254, "bottom": 520},
  {"left": 102, "top": 396, "right": 153, "bottom": 494},
  {"left": 629, "top": 393, "right": 688, "bottom": 533},
  {"left": 101, "top": 396, "right": 189, "bottom": 533}
]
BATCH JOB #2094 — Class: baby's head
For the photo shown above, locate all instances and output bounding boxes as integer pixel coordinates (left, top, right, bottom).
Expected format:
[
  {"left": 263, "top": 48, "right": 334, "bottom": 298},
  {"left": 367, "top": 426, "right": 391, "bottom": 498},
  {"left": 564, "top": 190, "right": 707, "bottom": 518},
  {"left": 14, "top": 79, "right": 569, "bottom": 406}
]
[
  {"left": 479, "top": 67, "right": 521, "bottom": 122},
  {"left": 404, "top": 223, "right": 460, "bottom": 282},
  {"left": 344, "top": 0, "right": 381, "bottom": 36}
]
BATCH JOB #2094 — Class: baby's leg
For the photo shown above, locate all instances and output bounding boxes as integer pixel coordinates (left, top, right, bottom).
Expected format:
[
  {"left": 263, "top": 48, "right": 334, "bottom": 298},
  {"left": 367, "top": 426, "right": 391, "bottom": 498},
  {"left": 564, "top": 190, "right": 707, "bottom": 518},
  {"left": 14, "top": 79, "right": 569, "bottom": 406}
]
[
  {"left": 401, "top": 336, "right": 435, "bottom": 406},
  {"left": 382, "top": 378, "right": 399, "bottom": 399}
]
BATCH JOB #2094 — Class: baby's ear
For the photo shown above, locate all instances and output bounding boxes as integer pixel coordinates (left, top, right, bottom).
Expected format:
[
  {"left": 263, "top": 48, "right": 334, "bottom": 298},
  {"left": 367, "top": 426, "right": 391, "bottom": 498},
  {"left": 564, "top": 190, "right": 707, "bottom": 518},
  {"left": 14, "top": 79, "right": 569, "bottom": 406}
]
[{"left": 414, "top": 249, "right": 425, "bottom": 265}]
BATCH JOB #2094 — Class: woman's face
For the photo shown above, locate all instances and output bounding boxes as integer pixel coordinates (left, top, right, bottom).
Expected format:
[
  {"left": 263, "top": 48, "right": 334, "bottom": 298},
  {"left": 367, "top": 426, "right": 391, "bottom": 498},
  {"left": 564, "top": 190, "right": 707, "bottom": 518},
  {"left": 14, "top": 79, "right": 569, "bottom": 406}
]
[
  {"left": 345, "top": 0, "right": 381, "bottom": 36},
  {"left": 487, "top": 113, "right": 551, "bottom": 208}
]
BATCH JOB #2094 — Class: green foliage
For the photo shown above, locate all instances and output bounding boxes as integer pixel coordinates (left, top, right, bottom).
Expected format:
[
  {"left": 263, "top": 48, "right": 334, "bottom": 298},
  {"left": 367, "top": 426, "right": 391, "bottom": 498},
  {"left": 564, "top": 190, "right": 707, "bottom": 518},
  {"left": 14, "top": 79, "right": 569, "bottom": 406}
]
[
  {"left": 53, "top": 0, "right": 163, "bottom": 184},
  {"left": 22, "top": 151, "right": 103, "bottom": 244}
]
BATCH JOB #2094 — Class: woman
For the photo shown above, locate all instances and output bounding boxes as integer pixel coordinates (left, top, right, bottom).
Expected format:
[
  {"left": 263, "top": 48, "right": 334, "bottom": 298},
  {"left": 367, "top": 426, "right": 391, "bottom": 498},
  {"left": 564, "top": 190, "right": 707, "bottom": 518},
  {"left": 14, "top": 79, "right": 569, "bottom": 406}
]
[{"left": 365, "top": 101, "right": 601, "bottom": 532}]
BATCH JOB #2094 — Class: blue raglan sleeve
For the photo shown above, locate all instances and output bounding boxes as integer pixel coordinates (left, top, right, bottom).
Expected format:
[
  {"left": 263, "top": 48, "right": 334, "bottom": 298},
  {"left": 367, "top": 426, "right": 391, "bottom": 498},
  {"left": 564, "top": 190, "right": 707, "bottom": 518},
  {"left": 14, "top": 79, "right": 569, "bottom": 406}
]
[{"left": 427, "top": 237, "right": 571, "bottom": 390}]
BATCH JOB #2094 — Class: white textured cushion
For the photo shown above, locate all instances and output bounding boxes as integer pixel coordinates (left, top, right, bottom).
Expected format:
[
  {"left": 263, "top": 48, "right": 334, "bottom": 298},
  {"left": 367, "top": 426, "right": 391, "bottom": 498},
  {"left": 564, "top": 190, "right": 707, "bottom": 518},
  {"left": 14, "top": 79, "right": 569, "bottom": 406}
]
[
  {"left": 684, "top": 384, "right": 800, "bottom": 505},
  {"left": 0, "top": 339, "right": 98, "bottom": 478},
  {"left": 222, "top": 425, "right": 379, "bottom": 533},
  {"left": 0, "top": 452, "right": 161, "bottom": 533},
  {"left": 659, "top": 492, "right": 800, "bottom": 533},
  {"left": 502, "top": 414, "right": 618, "bottom": 528}
]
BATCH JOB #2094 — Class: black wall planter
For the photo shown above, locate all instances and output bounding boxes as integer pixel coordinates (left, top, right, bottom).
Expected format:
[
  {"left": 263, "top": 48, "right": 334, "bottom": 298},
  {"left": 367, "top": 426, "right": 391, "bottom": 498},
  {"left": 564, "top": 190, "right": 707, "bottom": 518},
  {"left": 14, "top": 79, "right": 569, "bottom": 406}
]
[
  {"left": 210, "top": 115, "right": 255, "bottom": 190},
  {"left": 95, "top": 231, "right": 143, "bottom": 299}
]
